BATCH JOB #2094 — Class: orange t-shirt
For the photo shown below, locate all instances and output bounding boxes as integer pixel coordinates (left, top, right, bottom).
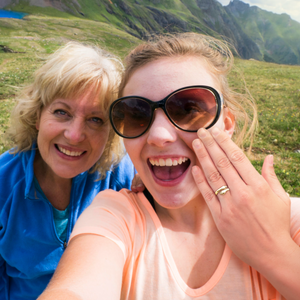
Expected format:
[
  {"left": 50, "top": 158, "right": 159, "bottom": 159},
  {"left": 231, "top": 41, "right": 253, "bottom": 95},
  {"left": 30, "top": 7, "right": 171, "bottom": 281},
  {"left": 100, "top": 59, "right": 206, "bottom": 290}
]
[{"left": 70, "top": 190, "right": 300, "bottom": 300}]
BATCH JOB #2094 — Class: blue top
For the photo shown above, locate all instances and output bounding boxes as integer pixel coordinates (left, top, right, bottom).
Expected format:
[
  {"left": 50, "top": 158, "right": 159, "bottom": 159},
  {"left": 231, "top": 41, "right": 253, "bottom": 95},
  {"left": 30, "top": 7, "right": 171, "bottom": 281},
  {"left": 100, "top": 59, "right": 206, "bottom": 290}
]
[
  {"left": 33, "top": 176, "right": 69, "bottom": 242},
  {"left": 0, "top": 146, "right": 135, "bottom": 300}
]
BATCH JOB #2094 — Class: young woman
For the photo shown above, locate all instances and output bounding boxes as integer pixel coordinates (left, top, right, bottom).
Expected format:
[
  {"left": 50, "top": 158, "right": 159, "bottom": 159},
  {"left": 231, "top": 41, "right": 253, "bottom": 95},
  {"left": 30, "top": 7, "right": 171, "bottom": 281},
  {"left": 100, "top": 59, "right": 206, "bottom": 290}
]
[
  {"left": 39, "top": 34, "right": 300, "bottom": 300},
  {"left": 0, "top": 42, "right": 137, "bottom": 300}
]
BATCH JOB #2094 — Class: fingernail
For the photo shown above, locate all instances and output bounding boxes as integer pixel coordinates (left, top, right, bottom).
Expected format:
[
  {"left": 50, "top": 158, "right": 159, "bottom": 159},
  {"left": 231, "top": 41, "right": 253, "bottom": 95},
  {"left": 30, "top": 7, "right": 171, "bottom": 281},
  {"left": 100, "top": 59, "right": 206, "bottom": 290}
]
[
  {"left": 211, "top": 127, "right": 220, "bottom": 137},
  {"left": 193, "top": 139, "right": 202, "bottom": 149},
  {"left": 198, "top": 128, "right": 206, "bottom": 138},
  {"left": 269, "top": 154, "right": 274, "bottom": 165}
]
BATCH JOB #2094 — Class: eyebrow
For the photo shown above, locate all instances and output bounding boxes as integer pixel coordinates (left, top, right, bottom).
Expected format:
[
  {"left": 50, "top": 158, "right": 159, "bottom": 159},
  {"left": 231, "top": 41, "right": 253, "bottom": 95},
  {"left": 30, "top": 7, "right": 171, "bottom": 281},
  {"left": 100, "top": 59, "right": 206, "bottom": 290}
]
[{"left": 51, "top": 101, "right": 105, "bottom": 115}]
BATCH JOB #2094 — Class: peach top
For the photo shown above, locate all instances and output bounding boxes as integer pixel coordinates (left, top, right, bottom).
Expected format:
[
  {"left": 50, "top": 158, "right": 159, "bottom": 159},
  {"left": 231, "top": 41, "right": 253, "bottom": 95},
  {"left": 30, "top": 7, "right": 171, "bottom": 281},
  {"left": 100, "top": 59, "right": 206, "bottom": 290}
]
[{"left": 70, "top": 190, "right": 300, "bottom": 300}]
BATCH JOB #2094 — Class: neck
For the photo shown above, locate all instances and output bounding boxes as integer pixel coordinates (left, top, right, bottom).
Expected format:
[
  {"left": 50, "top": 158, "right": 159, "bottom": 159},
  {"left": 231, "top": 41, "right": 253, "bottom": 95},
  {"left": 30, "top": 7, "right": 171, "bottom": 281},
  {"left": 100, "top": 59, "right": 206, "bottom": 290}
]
[
  {"left": 34, "top": 151, "right": 72, "bottom": 210},
  {"left": 155, "top": 193, "right": 214, "bottom": 233}
]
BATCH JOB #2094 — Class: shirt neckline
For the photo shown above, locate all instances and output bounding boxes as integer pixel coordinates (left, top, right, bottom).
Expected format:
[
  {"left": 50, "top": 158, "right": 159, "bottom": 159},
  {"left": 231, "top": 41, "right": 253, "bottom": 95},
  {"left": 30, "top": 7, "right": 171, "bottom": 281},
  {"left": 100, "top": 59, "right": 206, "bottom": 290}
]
[{"left": 138, "top": 192, "right": 232, "bottom": 297}]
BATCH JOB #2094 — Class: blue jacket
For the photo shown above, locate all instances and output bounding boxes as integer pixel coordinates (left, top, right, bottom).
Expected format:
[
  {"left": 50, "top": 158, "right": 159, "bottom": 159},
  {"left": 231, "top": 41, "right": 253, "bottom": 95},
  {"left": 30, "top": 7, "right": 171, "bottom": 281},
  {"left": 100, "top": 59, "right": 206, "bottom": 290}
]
[{"left": 0, "top": 147, "right": 135, "bottom": 300}]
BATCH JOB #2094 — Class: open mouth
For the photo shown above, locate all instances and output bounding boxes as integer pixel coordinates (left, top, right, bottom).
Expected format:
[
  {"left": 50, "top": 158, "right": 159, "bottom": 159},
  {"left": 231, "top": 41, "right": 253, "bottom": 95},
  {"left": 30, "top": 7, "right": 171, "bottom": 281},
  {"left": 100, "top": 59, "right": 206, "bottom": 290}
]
[
  {"left": 56, "top": 145, "right": 86, "bottom": 157},
  {"left": 148, "top": 157, "right": 191, "bottom": 181}
]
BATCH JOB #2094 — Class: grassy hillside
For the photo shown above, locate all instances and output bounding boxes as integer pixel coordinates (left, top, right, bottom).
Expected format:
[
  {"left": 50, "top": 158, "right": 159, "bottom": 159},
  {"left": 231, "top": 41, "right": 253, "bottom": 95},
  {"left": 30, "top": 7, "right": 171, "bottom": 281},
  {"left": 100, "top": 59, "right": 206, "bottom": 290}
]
[{"left": 0, "top": 13, "right": 299, "bottom": 196}]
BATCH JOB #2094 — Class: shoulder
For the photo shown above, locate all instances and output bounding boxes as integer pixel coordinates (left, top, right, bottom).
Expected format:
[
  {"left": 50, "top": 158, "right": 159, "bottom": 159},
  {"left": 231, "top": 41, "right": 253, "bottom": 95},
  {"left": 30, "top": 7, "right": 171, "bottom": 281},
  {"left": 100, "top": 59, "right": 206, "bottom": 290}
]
[
  {"left": 290, "top": 197, "right": 300, "bottom": 244},
  {"left": 0, "top": 150, "right": 26, "bottom": 192},
  {"left": 104, "top": 154, "right": 136, "bottom": 190},
  {"left": 0, "top": 151, "right": 33, "bottom": 209},
  {"left": 0, "top": 149, "right": 21, "bottom": 169},
  {"left": 91, "top": 189, "right": 140, "bottom": 219},
  {"left": 70, "top": 189, "right": 145, "bottom": 257}
]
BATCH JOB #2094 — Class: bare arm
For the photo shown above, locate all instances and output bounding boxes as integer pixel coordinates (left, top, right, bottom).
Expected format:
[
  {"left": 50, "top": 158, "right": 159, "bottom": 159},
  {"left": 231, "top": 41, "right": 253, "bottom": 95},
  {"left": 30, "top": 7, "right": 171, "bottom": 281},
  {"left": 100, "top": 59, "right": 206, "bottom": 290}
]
[
  {"left": 192, "top": 127, "right": 300, "bottom": 300},
  {"left": 38, "top": 234, "right": 124, "bottom": 300}
]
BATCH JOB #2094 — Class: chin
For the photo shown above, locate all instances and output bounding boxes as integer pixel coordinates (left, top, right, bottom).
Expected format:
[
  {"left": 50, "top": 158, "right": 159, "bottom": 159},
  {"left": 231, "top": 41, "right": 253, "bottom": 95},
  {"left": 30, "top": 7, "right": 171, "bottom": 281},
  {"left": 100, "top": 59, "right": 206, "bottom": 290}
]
[{"left": 53, "top": 167, "right": 83, "bottom": 179}]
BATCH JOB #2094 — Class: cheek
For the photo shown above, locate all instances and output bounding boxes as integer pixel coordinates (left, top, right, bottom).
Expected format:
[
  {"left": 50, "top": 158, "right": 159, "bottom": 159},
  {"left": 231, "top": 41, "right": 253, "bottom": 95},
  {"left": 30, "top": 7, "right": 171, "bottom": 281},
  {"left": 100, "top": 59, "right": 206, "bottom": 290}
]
[
  {"left": 208, "top": 110, "right": 225, "bottom": 132},
  {"left": 124, "top": 139, "right": 142, "bottom": 165},
  {"left": 93, "top": 127, "right": 110, "bottom": 154}
]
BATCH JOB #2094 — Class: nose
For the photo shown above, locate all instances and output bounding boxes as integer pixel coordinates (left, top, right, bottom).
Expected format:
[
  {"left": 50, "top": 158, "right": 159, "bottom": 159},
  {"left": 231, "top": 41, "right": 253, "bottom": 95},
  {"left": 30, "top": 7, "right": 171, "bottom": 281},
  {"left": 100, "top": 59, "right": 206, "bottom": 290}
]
[
  {"left": 64, "top": 118, "right": 86, "bottom": 144},
  {"left": 146, "top": 109, "right": 177, "bottom": 147}
]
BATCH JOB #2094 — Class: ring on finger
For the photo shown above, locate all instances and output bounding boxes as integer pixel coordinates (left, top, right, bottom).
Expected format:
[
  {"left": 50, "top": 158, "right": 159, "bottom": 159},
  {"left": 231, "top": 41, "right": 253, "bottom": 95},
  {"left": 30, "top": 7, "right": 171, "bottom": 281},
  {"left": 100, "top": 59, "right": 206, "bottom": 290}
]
[{"left": 215, "top": 185, "right": 230, "bottom": 196}]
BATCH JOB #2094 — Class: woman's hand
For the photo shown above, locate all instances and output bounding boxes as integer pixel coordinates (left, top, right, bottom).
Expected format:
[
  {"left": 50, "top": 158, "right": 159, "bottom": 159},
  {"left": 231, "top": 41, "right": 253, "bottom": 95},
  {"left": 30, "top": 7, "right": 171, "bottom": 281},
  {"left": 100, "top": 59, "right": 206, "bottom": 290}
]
[
  {"left": 191, "top": 127, "right": 300, "bottom": 299},
  {"left": 191, "top": 127, "right": 293, "bottom": 270}
]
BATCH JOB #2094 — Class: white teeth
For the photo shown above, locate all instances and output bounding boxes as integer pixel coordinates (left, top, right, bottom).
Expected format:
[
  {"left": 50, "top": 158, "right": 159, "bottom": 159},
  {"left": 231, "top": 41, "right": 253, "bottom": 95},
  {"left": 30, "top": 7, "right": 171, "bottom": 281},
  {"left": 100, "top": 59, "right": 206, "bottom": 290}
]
[
  {"left": 165, "top": 158, "right": 172, "bottom": 166},
  {"left": 159, "top": 158, "right": 166, "bottom": 166},
  {"left": 58, "top": 146, "right": 84, "bottom": 157},
  {"left": 149, "top": 157, "right": 189, "bottom": 167}
]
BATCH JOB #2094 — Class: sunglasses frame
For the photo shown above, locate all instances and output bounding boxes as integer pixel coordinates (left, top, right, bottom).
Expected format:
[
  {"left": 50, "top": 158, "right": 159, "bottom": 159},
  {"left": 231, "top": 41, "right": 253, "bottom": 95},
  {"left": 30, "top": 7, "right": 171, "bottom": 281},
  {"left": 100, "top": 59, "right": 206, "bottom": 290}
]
[{"left": 109, "top": 85, "right": 224, "bottom": 139}]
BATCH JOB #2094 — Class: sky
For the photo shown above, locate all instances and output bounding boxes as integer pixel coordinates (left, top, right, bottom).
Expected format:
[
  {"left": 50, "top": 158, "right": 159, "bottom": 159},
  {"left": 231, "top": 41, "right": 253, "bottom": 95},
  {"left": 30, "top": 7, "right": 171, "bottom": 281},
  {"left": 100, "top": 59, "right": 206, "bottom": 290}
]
[{"left": 217, "top": 0, "right": 300, "bottom": 23}]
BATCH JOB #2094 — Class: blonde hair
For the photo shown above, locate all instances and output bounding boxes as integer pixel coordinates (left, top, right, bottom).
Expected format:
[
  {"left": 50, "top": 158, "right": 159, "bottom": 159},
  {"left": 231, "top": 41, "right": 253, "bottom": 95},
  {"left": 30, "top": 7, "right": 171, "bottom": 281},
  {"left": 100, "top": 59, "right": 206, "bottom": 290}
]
[
  {"left": 8, "top": 42, "right": 125, "bottom": 177},
  {"left": 119, "top": 33, "right": 257, "bottom": 147}
]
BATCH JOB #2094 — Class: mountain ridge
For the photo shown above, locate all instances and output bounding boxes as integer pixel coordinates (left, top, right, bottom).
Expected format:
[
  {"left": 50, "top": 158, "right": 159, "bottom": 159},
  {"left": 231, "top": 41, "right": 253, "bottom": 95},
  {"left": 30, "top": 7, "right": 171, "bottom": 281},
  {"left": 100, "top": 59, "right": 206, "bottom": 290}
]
[{"left": 2, "top": 0, "right": 300, "bottom": 65}]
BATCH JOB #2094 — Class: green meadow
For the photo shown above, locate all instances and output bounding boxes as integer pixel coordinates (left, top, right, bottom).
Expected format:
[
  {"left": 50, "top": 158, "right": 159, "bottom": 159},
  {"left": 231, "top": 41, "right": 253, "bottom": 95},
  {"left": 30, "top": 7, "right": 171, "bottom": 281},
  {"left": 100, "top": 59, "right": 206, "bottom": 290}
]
[{"left": 0, "top": 13, "right": 299, "bottom": 196}]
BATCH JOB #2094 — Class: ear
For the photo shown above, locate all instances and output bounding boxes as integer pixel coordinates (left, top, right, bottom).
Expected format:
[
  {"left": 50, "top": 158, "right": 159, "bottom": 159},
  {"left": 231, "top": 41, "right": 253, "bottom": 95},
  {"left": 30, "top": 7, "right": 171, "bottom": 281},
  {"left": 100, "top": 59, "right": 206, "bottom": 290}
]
[{"left": 223, "top": 107, "right": 235, "bottom": 138}]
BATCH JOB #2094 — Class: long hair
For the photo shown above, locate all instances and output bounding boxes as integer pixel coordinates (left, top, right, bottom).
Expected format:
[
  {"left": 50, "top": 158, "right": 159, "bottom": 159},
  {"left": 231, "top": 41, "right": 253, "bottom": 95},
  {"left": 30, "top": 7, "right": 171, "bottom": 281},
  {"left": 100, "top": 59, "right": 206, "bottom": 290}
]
[{"left": 8, "top": 42, "right": 125, "bottom": 177}]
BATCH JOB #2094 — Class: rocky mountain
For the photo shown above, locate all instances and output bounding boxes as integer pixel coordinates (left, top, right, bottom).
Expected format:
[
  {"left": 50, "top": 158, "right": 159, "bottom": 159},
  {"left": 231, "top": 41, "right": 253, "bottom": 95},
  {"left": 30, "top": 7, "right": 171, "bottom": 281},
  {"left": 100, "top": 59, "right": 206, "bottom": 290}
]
[
  {"left": 226, "top": 0, "right": 300, "bottom": 65},
  {"left": 2, "top": 0, "right": 300, "bottom": 65}
]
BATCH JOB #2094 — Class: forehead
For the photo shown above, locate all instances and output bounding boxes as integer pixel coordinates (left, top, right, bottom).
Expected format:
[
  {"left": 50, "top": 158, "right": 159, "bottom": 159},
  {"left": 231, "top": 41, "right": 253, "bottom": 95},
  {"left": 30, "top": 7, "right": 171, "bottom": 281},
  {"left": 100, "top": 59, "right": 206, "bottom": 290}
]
[
  {"left": 49, "top": 87, "right": 104, "bottom": 113},
  {"left": 123, "top": 56, "right": 220, "bottom": 100}
]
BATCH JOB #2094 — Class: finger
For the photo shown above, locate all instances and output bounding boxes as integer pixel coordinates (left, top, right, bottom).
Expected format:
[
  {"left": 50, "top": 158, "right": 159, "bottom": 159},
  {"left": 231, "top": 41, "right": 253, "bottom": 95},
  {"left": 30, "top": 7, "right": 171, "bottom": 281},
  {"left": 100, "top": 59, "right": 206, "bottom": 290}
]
[
  {"left": 196, "top": 128, "right": 246, "bottom": 189},
  {"left": 261, "top": 155, "right": 290, "bottom": 204},
  {"left": 204, "top": 127, "right": 261, "bottom": 186},
  {"left": 131, "top": 173, "right": 145, "bottom": 193},
  {"left": 192, "top": 138, "right": 231, "bottom": 197},
  {"left": 192, "top": 165, "right": 221, "bottom": 219},
  {"left": 132, "top": 185, "right": 145, "bottom": 193}
]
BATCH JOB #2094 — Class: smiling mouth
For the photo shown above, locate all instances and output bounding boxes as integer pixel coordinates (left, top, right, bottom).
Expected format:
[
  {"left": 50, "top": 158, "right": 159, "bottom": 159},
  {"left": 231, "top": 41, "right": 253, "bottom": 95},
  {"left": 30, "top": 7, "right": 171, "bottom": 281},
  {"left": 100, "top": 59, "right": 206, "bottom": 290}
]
[
  {"left": 56, "top": 145, "right": 86, "bottom": 157},
  {"left": 149, "top": 157, "right": 190, "bottom": 181}
]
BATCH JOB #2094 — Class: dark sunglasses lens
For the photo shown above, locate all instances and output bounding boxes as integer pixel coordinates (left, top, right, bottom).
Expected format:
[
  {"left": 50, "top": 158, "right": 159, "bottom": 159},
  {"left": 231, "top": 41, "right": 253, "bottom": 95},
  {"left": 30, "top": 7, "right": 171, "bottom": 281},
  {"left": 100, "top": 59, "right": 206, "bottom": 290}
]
[
  {"left": 111, "top": 98, "right": 152, "bottom": 137},
  {"left": 166, "top": 88, "right": 217, "bottom": 131}
]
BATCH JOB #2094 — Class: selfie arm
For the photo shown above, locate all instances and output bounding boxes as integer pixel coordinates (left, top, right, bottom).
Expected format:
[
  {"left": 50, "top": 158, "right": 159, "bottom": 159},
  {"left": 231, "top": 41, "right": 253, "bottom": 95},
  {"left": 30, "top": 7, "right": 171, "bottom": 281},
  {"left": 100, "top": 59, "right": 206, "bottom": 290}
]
[{"left": 38, "top": 235, "right": 124, "bottom": 300}]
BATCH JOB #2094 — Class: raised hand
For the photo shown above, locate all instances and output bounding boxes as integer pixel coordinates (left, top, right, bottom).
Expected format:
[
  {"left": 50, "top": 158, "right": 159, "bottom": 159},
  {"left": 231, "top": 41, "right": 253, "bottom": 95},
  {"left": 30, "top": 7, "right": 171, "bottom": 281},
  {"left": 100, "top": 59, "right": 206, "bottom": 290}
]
[{"left": 191, "top": 127, "right": 292, "bottom": 269}]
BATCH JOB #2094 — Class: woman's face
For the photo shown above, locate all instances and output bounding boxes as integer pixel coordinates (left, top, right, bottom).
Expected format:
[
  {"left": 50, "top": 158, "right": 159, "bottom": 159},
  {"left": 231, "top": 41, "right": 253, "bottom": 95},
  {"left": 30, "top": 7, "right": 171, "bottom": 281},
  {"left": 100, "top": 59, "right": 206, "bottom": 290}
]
[
  {"left": 35, "top": 86, "right": 110, "bottom": 180},
  {"left": 123, "top": 56, "right": 234, "bottom": 210}
]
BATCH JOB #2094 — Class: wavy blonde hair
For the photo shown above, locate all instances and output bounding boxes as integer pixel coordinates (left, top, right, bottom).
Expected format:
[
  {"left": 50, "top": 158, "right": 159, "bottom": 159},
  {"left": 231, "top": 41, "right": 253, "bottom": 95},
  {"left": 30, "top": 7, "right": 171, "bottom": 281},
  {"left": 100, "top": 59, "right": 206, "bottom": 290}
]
[
  {"left": 8, "top": 42, "right": 125, "bottom": 177},
  {"left": 119, "top": 33, "right": 257, "bottom": 147}
]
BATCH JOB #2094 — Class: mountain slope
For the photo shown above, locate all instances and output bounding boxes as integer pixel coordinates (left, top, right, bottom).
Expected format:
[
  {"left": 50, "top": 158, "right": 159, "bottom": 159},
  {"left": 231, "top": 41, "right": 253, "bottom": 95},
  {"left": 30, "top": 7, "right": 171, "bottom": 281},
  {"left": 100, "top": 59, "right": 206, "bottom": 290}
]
[
  {"left": 2, "top": 0, "right": 300, "bottom": 65},
  {"left": 226, "top": 0, "right": 300, "bottom": 64}
]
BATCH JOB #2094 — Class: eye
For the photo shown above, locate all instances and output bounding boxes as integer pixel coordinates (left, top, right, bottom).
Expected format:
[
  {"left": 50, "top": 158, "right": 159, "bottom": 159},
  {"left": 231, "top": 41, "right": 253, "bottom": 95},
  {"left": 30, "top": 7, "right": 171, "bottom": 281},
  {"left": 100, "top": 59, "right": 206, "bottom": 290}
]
[
  {"left": 89, "top": 117, "right": 104, "bottom": 126},
  {"left": 53, "top": 109, "right": 70, "bottom": 118}
]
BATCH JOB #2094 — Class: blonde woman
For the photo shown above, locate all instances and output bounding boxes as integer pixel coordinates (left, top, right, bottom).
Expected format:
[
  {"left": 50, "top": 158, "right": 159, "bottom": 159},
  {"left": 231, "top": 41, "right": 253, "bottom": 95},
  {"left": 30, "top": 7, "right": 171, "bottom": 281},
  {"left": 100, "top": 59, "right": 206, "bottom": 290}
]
[
  {"left": 39, "top": 34, "right": 300, "bottom": 300},
  {"left": 0, "top": 42, "right": 137, "bottom": 300}
]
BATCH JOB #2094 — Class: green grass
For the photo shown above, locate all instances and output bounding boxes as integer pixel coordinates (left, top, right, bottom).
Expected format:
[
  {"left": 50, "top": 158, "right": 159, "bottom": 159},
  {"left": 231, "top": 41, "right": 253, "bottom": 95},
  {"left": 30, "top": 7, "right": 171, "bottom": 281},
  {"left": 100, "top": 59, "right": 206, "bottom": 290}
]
[
  {"left": 0, "top": 13, "right": 299, "bottom": 196},
  {"left": 229, "top": 59, "right": 300, "bottom": 196}
]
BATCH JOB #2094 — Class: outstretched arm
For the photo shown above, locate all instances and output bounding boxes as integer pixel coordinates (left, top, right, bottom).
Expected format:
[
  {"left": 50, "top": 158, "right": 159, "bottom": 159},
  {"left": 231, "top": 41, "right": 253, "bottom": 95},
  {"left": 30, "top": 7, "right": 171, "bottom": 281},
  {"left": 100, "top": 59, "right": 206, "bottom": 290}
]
[
  {"left": 38, "top": 235, "right": 124, "bottom": 300},
  {"left": 192, "top": 127, "right": 300, "bottom": 300}
]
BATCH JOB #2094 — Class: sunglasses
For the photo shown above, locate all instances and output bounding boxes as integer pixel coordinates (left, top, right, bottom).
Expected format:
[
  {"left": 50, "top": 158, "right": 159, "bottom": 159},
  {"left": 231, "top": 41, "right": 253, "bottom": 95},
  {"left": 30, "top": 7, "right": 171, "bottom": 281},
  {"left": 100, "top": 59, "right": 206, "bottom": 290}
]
[{"left": 109, "top": 85, "right": 224, "bottom": 139}]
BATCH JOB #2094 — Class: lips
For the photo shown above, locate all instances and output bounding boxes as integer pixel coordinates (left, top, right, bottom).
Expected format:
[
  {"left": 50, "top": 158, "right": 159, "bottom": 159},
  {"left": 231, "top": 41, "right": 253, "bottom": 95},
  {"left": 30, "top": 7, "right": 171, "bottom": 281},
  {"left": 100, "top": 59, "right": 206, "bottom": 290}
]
[
  {"left": 56, "top": 145, "right": 86, "bottom": 157},
  {"left": 148, "top": 157, "right": 190, "bottom": 181}
]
